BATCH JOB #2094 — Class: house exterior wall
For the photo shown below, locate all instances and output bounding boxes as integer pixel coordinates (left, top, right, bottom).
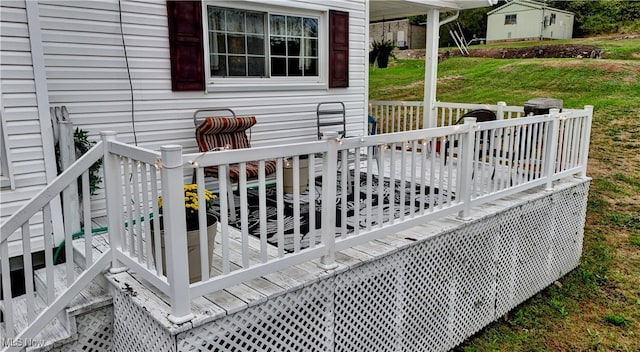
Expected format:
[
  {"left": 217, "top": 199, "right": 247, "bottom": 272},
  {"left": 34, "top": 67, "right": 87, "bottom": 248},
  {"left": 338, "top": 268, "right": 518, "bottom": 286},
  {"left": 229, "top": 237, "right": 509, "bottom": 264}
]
[
  {"left": 540, "top": 11, "right": 574, "bottom": 40},
  {"left": 369, "top": 19, "right": 425, "bottom": 49},
  {"left": 1, "top": 0, "right": 54, "bottom": 256},
  {"left": 0, "top": 0, "right": 369, "bottom": 256},
  {"left": 486, "top": 1, "right": 573, "bottom": 42}
]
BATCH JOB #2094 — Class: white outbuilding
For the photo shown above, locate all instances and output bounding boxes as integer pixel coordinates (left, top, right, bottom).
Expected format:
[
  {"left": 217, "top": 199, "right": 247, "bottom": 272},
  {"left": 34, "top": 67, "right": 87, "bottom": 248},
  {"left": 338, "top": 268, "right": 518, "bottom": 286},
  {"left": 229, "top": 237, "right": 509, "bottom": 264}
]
[{"left": 486, "top": 0, "right": 574, "bottom": 43}]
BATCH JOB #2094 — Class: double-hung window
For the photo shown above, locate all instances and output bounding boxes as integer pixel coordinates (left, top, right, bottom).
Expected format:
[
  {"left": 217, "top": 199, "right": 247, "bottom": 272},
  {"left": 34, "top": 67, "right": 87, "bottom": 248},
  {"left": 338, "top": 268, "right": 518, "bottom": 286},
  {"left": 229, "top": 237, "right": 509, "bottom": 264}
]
[
  {"left": 208, "top": 7, "right": 319, "bottom": 77},
  {"left": 167, "top": 2, "right": 347, "bottom": 91},
  {"left": 206, "top": 5, "right": 320, "bottom": 83}
]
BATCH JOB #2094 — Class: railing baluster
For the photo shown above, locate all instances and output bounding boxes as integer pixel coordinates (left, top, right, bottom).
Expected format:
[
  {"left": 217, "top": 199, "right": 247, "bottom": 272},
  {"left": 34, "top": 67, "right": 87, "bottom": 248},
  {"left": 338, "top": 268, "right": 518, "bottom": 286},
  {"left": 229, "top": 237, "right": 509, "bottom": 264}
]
[
  {"left": 123, "top": 158, "right": 133, "bottom": 254},
  {"left": 293, "top": 156, "right": 302, "bottom": 252},
  {"left": 82, "top": 170, "right": 93, "bottom": 267},
  {"left": 409, "top": 140, "right": 417, "bottom": 218},
  {"left": 140, "top": 163, "right": 151, "bottom": 269},
  {"left": 197, "top": 177, "right": 209, "bottom": 281},
  {"left": 399, "top": 142, "right": 407, "bottom": 221},
  {"left": 132, "top": 160, "right": 142, "bottom": 261},
  {"left": 446, "top": 135, "right": 454, "bottom": 205},
  {"left": 240, "top": 162, "right": 253, "bottom": 264},
  {"left": 22, "top": 222, "right": 35, "bottom": 322},
  {"left": 275, "top": 158, "right": 284, "bottom": 256},
  {"left": 258, "top": 160, "right": 267, "bottom": 263},
  {"left": 150, "top": 163, "right": 162, "bottom": 276},
  {"left": 43, "top": 203, "right": 55, "bottom": 303},
  {"left": 375, "top": 149, "right": 383, "bottom": 227},
  {"left": 388, "top": 143, "right": 396, "bottom": 222},
  {"left": 217, "top": 165, "right": 230, "bottom": 275},
  {"left": 307, "top": 154, "right": 317, "bottom": 246},
  {"left": 419, "top": 139, "right": 427, "bottom": 215},
  {"left": 64, "top": 180, "right": 75, "bottom": 286},
  {"left": 340, "top": 151, "right": 348, "bottom": 237},
  {"left": 1, "top": 239, "right": 14, "bottom": 338},
  {"left": 351, "top": 148, "right": 361, "bottom": 236}
]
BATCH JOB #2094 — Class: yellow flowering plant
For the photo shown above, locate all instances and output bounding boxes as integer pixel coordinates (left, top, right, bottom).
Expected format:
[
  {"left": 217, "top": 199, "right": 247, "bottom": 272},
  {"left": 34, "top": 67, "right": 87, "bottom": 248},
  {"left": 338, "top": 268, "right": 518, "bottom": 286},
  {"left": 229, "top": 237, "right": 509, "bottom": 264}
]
[{"left": 158, "top": 184, "right": 217, "bottom": 231}]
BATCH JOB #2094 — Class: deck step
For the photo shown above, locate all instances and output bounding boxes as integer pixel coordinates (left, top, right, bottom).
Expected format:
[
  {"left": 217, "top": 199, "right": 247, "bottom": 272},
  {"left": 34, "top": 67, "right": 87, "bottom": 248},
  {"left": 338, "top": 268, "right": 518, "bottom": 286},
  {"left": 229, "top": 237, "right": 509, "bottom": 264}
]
[
  {"left": 33, "top": 262, "right": 112, "bottom": 319},
  {"left": 0, "top": 294, "right": 73, "bottom": 351}
]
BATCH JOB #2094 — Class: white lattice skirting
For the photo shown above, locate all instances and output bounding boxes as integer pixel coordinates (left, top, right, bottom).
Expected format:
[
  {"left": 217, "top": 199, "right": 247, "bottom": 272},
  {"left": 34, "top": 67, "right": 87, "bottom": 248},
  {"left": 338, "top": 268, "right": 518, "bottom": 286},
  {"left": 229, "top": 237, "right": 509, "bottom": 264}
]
[{"left": 112, "top": 180, "right": 589, "bottom": 352}]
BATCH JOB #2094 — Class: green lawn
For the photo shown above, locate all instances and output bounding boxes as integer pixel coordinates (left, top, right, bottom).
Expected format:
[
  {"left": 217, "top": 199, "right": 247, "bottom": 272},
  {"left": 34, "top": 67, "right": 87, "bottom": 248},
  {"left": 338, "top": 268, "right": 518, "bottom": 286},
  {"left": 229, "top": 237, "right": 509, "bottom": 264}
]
[{"left": 370, "top": 38, "right": 640, "bottom": 351}]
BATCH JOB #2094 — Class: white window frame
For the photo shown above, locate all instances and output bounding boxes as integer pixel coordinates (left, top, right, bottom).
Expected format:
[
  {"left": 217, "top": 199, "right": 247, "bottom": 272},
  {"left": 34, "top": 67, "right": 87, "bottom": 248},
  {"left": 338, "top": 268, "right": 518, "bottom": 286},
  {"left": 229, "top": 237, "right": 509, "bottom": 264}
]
[
  {"left": 202, "top": 1, "right": 328, "bottom": 93},
  {"left": 504, "top": 14, "right": 517, "bottom": 25}
]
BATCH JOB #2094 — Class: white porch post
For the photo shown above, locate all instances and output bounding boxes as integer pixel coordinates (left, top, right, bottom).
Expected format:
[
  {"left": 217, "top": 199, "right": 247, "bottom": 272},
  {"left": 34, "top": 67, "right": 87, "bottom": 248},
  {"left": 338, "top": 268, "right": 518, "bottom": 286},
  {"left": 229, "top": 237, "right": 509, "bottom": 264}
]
[
  {"left": 544, "top": 109, "right": 561, "bottom": 191},
  {"left": 102, "top": 131, "right": 127, "bottom": 273},
  {"left": 160, "top": 145, "right": 194, "bottom": 324},
  {"left": 423, "top": 7, "right": 440, "bottom": 129}
]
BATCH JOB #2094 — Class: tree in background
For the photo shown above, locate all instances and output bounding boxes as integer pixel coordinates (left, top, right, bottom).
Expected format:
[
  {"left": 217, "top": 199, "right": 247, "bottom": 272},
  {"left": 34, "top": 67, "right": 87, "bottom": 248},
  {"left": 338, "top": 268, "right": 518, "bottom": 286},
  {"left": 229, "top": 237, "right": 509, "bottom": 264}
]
[
  {"left": 546, "top": 0, "right": 640, "bottom": 36},
  {"left": 409, "top": 0, "right": 640, "bottom": 47}
]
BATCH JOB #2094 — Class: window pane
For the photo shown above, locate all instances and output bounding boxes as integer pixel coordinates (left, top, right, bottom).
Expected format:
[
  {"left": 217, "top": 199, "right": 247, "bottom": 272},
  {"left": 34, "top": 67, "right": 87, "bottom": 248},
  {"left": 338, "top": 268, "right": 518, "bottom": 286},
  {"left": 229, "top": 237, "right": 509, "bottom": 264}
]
[
  {"left": 228, "top": 56, "right": 247, "bottom": 76},
  {"left": 210, "top": 55, "right": 227, "bottom": 76},
  {"left": 271, "top": 15, "right": 286, "bottom": 35},
  {"left": 304, "top": 38, "right": 317, "bottom": 57},
  {"left": 226, "top": 10, "right": 245, "bottom": 32},
  {"left": 270, "top": 37, "right": 286, "bottom": 56},
  {"left": 303, "top": 58, "right": 317, "bottom": 76},
  {"left": 287, "top": 16, "right": 302, "bottom": 36},
  {"left": 304, "top": 18, "right": 318, "bottom": 37},
  {"left": 209, "top": 7, "right": 225, "bottom": 31},
  {"left": 287, "top": 38, "right": 301, "bottom": 56},
  {"left": 288, "top": 58, "right": 302, "bottom": 76},
  {"left": 228, "top": 34, "right": 246, "bottom": 54},
  {"left": 247, "top": 57, "right": 265, "bottom": 76},
  {"left": 246, "top": 11, "right": 264, "bottom": 34},
  {"left": 247, "top": 35, "right": 264, "bottom": 55},
  {"left": 208, "top": 6, "right": 268, "bottom": 78},
  {"left": 271, "top": 57, "right": 286, "bottom": 76},
  {"left": 209, "top": 32, "right": 226, "bottom": 54}
]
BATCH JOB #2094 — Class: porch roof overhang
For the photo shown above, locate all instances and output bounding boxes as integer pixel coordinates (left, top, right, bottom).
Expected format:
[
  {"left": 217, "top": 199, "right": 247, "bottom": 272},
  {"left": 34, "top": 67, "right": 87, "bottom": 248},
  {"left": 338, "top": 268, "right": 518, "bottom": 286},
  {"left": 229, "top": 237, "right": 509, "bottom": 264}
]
[{"left": 369, "top": 0, "right": 497, "bottom": 21}]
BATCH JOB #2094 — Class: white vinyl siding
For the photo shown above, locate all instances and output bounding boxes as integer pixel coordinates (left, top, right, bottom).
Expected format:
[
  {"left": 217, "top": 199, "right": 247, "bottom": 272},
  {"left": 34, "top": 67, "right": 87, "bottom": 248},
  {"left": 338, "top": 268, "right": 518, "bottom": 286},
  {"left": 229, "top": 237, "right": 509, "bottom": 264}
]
[
  {"left": 37, "top": 0, "right": 366, "bottom": 148},
  {"left": 24, "top": 0, "right": 366, "bottom": 220},
  {"left": 0, "top": 0, "right": 50, "bottom": 256}
]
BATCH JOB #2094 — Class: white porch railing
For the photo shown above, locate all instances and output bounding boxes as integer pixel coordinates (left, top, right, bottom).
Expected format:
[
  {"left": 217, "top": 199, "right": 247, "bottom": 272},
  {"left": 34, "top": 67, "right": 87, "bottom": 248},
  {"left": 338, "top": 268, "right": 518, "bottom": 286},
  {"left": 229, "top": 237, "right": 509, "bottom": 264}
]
[
  {"left": 0, "top": 138, "right": 112, "bottom": 351},
  {"left": 0, "top": 105, "right": 593, "bottom": 342},
  {"left": 369, "top": 100, "right": 528, "bottom": 132}
]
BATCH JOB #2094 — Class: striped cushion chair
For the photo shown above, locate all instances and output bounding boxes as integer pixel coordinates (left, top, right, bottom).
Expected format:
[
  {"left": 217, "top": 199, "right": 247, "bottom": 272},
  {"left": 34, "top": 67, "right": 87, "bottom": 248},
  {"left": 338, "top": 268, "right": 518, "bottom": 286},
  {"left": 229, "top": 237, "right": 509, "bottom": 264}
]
[{"left": 195, "top": 116, "right": 277, "bottom": 181}]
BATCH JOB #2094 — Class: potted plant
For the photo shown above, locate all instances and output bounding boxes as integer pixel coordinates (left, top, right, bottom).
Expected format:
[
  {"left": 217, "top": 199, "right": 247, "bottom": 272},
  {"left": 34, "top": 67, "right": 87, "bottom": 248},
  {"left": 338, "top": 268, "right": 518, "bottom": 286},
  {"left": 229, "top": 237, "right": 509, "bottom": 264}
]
[
  {"left": 370, "top": 40, "right": 395, "bottom": 68},
  {"left": 154, "top": 184, "right": 218, "bottom": 283}
]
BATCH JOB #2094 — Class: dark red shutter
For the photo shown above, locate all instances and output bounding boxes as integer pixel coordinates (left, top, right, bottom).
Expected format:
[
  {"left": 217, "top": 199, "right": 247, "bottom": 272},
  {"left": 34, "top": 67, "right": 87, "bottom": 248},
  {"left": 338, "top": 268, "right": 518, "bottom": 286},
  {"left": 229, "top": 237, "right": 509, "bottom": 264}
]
[
  {"left": 167, "top": 1, "right": 205, "bottom": 91},
  {"left": 329, "top": 10, "right": 349, "bottom": 88}
]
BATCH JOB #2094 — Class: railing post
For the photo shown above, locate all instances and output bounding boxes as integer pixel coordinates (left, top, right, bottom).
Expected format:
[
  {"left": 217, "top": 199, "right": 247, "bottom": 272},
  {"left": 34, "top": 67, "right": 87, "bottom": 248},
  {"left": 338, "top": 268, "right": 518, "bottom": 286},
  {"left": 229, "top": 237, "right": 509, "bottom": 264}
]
[
  {"left": 457, "top": 117, "right": 477, "bottom": 220},
  {"left": 496, "top": 101, "right": 506, "bottom": 120},
  {"left": 578, "top": 105, "right": 594, "bottom": 178},
  {"left": 160, "top": 145, "right": 194, "bottom": 324},
  {"left": 319, "top": 132, "right": 339, "bottom": 270},
  {"left": 102, "top": 131, "right": 127, "bottom": 273},
  {"left": 544, "top": 109, "right": 561, "bottom": 191}
]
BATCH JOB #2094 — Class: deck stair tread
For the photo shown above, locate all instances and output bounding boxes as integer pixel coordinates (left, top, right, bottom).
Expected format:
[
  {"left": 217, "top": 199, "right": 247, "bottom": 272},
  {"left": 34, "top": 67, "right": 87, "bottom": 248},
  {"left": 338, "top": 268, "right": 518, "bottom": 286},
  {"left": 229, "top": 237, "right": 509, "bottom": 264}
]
[
  {"left": 0, "top": 261, "right": 113, "bottom": 351},
  {"left": 0, "top": 294, "right": 73, "bottom": 351},
  {"left": 33, "top": 262, "right": 112, "bottom": 316}
]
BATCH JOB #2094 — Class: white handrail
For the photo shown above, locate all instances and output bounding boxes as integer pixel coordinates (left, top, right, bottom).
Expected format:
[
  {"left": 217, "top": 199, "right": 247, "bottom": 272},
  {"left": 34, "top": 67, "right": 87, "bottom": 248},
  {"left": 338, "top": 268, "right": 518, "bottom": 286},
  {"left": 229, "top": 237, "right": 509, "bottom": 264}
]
[{"left": 1, "top": 104, "right": 593, "bottom": 334}]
